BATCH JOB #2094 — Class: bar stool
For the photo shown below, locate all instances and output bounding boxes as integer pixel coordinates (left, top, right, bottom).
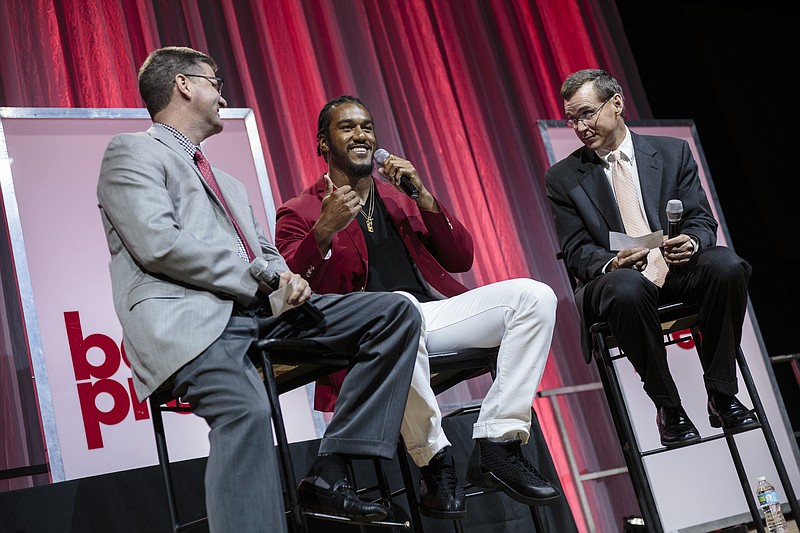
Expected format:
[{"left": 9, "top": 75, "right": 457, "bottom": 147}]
[
  {"left": 148, "top": 394, "right": 207, "bottom": 533},
  {"left": 556, "top": 252, "right": 800, "bottom": 532},
  {"left": 252, "top": 337, "right": 415, "bottom": 532},
  {"left": 591, "top": 304, "right": 799, "bottom": 532},
  {"left": 149, "top": 336, "right": 414, "bottom": 533}
]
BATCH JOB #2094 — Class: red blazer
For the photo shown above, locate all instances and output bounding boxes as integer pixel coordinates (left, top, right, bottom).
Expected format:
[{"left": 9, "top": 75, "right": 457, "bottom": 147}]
[{"left": 275, "top": 175, "right": 474, "bottom": 410}]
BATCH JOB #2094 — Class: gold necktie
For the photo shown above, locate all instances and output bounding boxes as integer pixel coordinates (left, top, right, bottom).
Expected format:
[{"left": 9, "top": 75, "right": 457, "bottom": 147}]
[{"left": 609, "top": 150, "right": 668, "bottom": 287}]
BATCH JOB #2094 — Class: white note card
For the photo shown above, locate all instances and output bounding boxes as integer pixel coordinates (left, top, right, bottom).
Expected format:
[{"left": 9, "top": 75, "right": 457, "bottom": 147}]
[
  {"left": 268, "top": 284, "right": 300, "bottom": 317},
  {"left": 609, "top": 230, "right": 663, "bottom": 251}
]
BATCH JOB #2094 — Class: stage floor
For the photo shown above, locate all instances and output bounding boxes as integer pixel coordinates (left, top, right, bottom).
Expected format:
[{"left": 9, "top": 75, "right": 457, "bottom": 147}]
[
  {"left": 0, "top": 407, "right": 577, "bottom": 532},
  {"left": 748, "top": 518, "right": 798, "bottom": 532}
]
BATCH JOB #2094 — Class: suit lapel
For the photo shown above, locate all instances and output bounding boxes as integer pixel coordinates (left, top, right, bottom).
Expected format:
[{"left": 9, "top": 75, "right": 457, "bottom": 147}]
[
  {"left": 632, "top": 134, "right": 663, "bottom": 232},
  {"left": 314, "top": 176, "right": 368, "bottom": 263},
  {"left": 149, "top": 124, "right": 197, "bottom": 169},
  {"left": 149, "top": 125, "right": 260, "bottom": 253},
  {"left": 577, "top": 148, "right": 625, "bottom": 232},
  {"left": 215, "top": 170, "right": 261, "bottom": 253},
  {"left": 375, "top": 180, "right": 409, "bottom": 228},
  {"left": 149, "top": 126, "right": 227, "bottom": 211}
]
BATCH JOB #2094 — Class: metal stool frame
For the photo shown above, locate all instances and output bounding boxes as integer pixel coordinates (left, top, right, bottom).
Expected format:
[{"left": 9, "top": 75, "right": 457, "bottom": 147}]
[{"left": 591, "top": 302, "right": 799, "bottom": 532}]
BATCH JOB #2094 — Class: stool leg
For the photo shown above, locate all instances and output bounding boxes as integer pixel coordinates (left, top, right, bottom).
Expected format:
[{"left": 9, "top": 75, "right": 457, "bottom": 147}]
[
  {"left": 150, "top": 398, "right": 181, "bottom": 533},
  {"left": 344, "top": 459, "right": 369, "bottom": 533},
  {"left": 396, "top": 440, "right": 425, "bottom": 533},
  {"left": 372, "top": 458, "right": 393, "bottom": 507},
  {"left": 693, "top": 327, "right": 770, "bottom": 528},
  {"left": 724, "top": 435, "right": 767, "bottom": 533},
  {"left": 594, "top": 336, "right": 663, "bottom": 533},
  {"left": 529, "top": 505, "right": 545, "bottom": 533},
  {"left": 259, "top": 351, "right": 306, "bottom": 533},
  {"left": 737, "top": 349, "right": 800, "bottom": 520}
]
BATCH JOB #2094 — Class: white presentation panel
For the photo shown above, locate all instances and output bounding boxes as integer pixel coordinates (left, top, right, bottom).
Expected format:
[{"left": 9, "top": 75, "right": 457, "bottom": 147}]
[{"left": 0, "top": 108, "right": 318, "bottom": 482}]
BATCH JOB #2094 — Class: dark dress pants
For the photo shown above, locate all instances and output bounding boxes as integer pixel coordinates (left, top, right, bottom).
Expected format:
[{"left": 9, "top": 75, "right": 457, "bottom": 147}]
[
  {"left": 582, "top": 245, "right": 751, "bottom": 407},
  {"left": 170, "top": 291, "right": 420, "bottom": 533}
]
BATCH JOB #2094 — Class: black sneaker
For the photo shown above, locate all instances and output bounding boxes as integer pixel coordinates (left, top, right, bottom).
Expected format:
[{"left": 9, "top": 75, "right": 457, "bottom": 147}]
[
  {"left": 419, "top": 446, "right": 466, "bottom": 519},
  {"left": 466, "top": 438, "right": 561, "bottom": 506}
]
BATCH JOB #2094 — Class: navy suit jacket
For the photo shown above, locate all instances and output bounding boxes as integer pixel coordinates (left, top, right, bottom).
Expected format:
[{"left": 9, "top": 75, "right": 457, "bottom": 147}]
[{"left": 545, "top": 131, "right": 718, "bottom": 361}]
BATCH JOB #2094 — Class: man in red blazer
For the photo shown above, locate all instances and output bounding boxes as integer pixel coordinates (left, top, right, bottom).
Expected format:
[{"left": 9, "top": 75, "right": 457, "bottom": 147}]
[{"left": 275, "top": 96, "right": 561, "bottom": 518}]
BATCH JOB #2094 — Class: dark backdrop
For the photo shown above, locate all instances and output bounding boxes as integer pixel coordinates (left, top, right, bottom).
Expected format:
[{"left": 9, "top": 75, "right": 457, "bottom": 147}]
[
  {"left": 616, "top": 0, "right": 799, "bottom": 432},
  {"left": 616, "top": 0, "right": 798, "bottom": 356}
]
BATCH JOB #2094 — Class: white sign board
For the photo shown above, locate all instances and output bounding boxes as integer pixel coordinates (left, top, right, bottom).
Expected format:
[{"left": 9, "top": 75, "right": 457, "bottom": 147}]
[{"left": 0, "top": 108, "right": 318, "bottom": 482}]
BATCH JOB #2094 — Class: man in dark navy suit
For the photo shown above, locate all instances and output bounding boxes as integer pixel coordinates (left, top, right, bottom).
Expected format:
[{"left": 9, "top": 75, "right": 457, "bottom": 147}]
[{"left": 546, "top": 69, "right": 756, "bottom": 448}]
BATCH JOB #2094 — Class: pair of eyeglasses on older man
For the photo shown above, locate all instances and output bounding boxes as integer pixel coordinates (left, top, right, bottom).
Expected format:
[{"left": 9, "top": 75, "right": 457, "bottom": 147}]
[
  {"left": 183, "top": 74, "right": 224, "bottom": 94},
  {"left": 565, "top": 96, "right": 613, "bottom": 129}
]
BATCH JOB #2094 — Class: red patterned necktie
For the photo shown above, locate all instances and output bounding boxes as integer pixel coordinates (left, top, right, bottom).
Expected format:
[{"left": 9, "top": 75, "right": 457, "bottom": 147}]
[
  {"left": 609, "top": 150, "right": 668, "bottom": 287},
  {"left": 194, "top": 149, "right": 255, "bottom": 261}
]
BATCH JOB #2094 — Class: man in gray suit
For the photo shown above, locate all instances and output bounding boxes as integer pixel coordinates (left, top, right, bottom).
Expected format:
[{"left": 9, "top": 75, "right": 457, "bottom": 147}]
[
  {"left": 546, "top": 69, "right": 756, "bottom": 449},
  {"left": 97, "top": 46, "right": 420, "bottom": 532}
]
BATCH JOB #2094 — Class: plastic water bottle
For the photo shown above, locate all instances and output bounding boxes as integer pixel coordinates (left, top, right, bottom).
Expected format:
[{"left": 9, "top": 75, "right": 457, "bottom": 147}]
[{"left": 755, "top": 476, "right": 788, "bottom": 533}]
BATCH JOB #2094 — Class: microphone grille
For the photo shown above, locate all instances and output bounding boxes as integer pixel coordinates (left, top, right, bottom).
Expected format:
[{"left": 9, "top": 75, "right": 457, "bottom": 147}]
[
  {"left": 373, "top": 148, "right": 389, "bottom": 165},
  {"left": 666, "top": 199, "right": 683, "bottom": 221},
  {"left": 249, "top": 257, "right": 277, "bottom": 285}
]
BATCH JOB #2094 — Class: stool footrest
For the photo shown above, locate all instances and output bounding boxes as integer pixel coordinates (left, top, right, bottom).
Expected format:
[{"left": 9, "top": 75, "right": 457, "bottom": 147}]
[{"left": 301, "top": 510, "right": 410, "bottom": 529}]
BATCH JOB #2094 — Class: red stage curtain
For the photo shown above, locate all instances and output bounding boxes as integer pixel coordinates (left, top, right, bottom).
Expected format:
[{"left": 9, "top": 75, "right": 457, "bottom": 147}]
[{"left": 0, "top": 1, "right": 654, "bottom": 529}]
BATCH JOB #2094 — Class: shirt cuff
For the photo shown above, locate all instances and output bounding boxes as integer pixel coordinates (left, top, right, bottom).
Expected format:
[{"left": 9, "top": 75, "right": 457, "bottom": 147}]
[
  {"left": 602, "top": 256, "right": 615, "bottom": 274},
  {"left": 688, "top": 234, "right": 700, "bottom": 254}
]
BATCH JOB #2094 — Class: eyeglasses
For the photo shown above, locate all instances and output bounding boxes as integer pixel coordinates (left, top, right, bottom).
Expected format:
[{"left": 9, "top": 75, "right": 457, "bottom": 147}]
[
  {"left": 565, "top": 97, "right": 612, "bottom": 129},
  {"left": 184, "top": 74, "right": 224, "bottom": 94}
]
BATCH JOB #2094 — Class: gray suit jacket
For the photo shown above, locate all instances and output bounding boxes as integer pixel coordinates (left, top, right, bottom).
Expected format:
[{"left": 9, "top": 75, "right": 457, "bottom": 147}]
[
  {"left": 545, "top": 132, "right": 718, "bottom": 361},
  {"left": 97, "top": 124, "right": 288, "bottom": 399}
]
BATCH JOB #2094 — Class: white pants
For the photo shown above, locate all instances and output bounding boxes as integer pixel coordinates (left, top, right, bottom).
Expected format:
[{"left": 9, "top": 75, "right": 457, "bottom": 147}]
[{"left": 398, "top": 278, "right": 557, "bottom": 466}]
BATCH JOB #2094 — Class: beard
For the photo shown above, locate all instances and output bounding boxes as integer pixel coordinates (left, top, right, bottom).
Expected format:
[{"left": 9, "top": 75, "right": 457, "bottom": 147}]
[
  {"left": 328, "top": 142, "right": 373, "bottom": 177},
  {"left": 347, "top": 159, "right": 373, "bottom": 177}
]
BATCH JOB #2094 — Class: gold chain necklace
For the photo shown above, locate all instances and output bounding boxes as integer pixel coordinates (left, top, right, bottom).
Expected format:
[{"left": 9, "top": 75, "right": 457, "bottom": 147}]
[{"left": 359, "top": 179, "right": 375, "bottom": 233}]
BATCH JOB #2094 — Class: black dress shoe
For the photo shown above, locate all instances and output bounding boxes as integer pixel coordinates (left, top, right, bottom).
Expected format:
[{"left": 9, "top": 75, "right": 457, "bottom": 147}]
[
  {"left": 465, "top": 438, "right": 561, "bottom": 506},
  {"left": 708, "top": 394, "right": 759, "bottom": 433},
  {"left": 656, "top": 405, "right": 700, "bottom": 448},
  {"left": 419, "top": 446, "right": 466, "bottom": 519},
  {"left": 297, "top": 476, "right": 388, "bottom": 522}
]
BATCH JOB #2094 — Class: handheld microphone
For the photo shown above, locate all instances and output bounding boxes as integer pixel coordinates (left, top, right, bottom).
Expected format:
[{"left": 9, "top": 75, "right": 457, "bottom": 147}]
[
  {"left": 373, "top": 148, "right": 420, "bottom": 199},
  {"left": 666, "top": 199, "right": 683, "bottom": 273},
  {"left": 249, "top": 257, "right": 324, "bottom": 324},
  {"left": 666, "top": 199, "right": 683, "bottom": 239}
]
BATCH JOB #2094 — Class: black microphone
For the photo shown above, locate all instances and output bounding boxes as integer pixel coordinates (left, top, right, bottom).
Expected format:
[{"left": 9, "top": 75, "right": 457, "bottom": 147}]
[
  {"left": 666, "top": 199, "right": 683, "bottom": 273},
  {"left": 666, "top": 199, "right": 683, "bottom": 239},
  {"left": 373, "top": 148, "right": 420, "bottom": 199},
  {"left": 249, "top": 257, "right": 324, "bottom": 324}
]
